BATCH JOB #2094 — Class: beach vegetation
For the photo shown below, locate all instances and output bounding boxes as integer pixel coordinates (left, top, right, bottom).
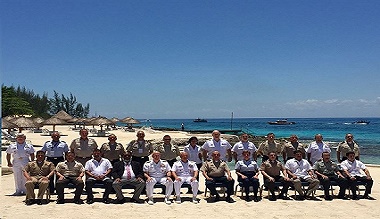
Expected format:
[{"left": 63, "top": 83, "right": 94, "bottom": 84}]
[
  {"left": 1, "top": 85, "right": 89, "bottom": 118},
  {"left": 49, "top": 90, "right": 90, "bottom": 118}
]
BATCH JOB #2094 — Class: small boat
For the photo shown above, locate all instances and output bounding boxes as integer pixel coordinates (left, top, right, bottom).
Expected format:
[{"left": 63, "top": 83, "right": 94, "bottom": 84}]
[
  {"left": 268, "top": 119, "right": 296, "bottom": 125},
  {"left": 353, "top": 120, "right": 370, "bottom": 125},
  {"left": 193, "top": 118, "right": 207, "bottom": 122}
]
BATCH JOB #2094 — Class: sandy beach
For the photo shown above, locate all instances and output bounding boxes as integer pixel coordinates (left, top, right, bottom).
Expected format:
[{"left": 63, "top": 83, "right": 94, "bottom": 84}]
[{"left": 1, "top": 125, "right": 379, "bottom": 219}]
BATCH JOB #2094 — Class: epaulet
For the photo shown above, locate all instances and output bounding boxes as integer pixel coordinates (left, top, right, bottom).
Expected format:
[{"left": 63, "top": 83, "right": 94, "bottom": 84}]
[
  {"left": 45, "top": 141, "right": 50, "bottom": 143},
  {"left": 161, "top": 160, "right": 168, "bottom": 163},
  {"left": 61, "top": 140, "right": 66, "bottom": 143},
  {"left": 145, "top": 160, "right": 152, "bottom": 163}
]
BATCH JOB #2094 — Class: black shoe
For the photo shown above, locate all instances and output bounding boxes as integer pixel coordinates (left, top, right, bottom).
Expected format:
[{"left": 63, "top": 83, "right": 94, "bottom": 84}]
[
  {"left": 113, "top": 199, "right": 125, "bottom": 204},
  {"left": 226, "top": 197, "right": 235, "bottom": 203},
  {"left": 363, "top": 195, "right": 376, "bottom": 200},
  {"left": 352, "top": 196, "right": 359, "bottom": 200},
  {"left": 56, "top": 199, "right": 65, "bottom": 204},
  {"left": 74, "top": 199, "right": 84, "bottom": 205},
  {"left": 130, "top": 198, "right": 144, "bottom": 204},
  {"left": 25, "top": 199, "right": 34, "bottom": 206},
  {"left": 324, "top": 195, "right": 333, "bottom": 201},
  {"left": 36, "top": 199, "right": 42, "bottom": 205},
  {"left": 86, "top": 199, "right": 94, "bottom": 204},
  {"left": 253, "top": 197, "right": 260, "bottom": 202},
  {"left": 278, "top": 194, "right": 291, "bottom": 200},
  {"left": 269, "top": 195, "right": 277, "bottom": 201},
  {"left": 245, "top": 196, "right": 251, "bottom": 202},
  {"left": 214, "top": 195, "right": 220, "bottom": 202},
  {"left": 103, "top": 199, "right": 111, "bottom": 204}
]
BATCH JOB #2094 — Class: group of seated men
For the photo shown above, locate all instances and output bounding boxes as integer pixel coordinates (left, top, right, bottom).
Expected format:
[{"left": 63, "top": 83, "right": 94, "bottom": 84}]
[{"left": 16, "top": 129, "right": 375, "bottom": 205}]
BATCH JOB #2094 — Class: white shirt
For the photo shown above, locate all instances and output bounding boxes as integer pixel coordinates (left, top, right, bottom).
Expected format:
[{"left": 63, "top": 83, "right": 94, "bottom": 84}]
[
  {"left": 202, "top": 139, "right": 231, "bottom": 160},
  {"left": 6, "top": 142, "right": 35, "bottom": 160},
  {"left": 143, "top": 160, "right": 171, "bottom": 178},
  {"left": 171, "top": 160, "right": 198, "bottom": 177},
  {"left": 235, "top": 159, "right": 258, "bottom": 173},
  {"left": 232, "top": 141, "right": 257, "bottom": 161},
  {"left": 285, "top": 158, "right": 313, "bottom": 179},
  {"left": 340, "top": 159, "right": 367, "bottom": 177},
  {"left": 85, "top": 158, "right": 112, "bottom": 177},
  {"left": 306, "top": 141, "right": 331, "bottom": 164},
  {"left": 122, "top": 162, "right": 136, "bottom": 179},
  {"left": 183, "top": 144, "right": 202, "bottom": 164}
]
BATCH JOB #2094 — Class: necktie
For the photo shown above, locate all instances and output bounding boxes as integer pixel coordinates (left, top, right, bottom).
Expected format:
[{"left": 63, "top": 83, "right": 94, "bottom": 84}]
[{"left": 126, "top": 163, "right": 131, "bottom": 180}]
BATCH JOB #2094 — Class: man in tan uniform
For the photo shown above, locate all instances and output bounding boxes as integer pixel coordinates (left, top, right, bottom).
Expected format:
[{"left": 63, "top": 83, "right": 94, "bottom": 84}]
[
  {"left": 336, "top": 133, "right": 360, "bottom": 163},
  {"left": 126, "top": 131, "right": 154, "bottom": 168},
  {"left": 70, "top": 128, "right": 98, "bottom": 166},
  {"left": 55, "top": 151, "right": 85, "bottom": 204},
  {"left": 155, "top": 135, "right": 180, "bottom": 167},
  {"left": 201, "top": 151, "right": 235, "bottom": 203},
  {"left": 257, "top": 133, "right": 283, "bottom": 163},
  {"left": 100, "top": 134, "right": 126, "bottom": 165},
  {"left": 23, "top": 150, "right": 55, "bottom": 205}
]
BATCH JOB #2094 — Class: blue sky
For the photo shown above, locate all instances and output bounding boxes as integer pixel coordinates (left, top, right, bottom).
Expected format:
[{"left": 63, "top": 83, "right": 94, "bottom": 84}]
[{"left": 1, "top": 1, "right": 380, "bottom": 119}]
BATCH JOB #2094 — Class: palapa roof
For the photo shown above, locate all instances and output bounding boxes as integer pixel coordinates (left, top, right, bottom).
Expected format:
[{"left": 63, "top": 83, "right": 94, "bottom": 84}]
[{"left": 53, "top": 110, "right": 73, "bottom": 121}]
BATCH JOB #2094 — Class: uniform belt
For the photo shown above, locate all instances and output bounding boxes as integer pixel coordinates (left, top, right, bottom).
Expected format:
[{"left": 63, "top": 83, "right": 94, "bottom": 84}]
[{"left": 47, "top": 157, "right": 64, "bottom": 160}]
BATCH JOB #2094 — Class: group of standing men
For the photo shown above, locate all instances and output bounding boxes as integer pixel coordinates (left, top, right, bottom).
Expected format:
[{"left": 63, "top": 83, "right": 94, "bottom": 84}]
[{"left": 6, "top": 129, "right": 375, "bottom": 205}]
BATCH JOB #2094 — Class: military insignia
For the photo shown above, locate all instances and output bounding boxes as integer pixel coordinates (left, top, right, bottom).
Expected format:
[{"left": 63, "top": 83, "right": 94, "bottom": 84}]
[
  {"left": 160, "top": 164, "right": 166, "bottom": 167},
  {"left": 189, "top": 164, "right": 193, "bottom": 168}
]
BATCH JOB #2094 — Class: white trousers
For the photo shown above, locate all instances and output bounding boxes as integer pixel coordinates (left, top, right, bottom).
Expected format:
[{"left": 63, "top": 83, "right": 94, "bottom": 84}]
[
  {"left": 146, "top": 177, "right": 173, "bottom": 198},
  {"left": 174, "top": 176, "right": 199, "bottom": 197},
  {"left": 13, "top": 159, "right": 29, "bottom": 193}
]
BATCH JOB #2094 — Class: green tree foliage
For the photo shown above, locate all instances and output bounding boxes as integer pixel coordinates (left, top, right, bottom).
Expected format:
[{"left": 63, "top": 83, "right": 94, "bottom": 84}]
[
  {"left": 2, "top": 85, "right": 35, "bottom": 117},
  {"left": 1, "top": 85, "right": 90, "bottom": 118},
  {"left": 49, "top": 90, "right": 90, "bottom": 118}
]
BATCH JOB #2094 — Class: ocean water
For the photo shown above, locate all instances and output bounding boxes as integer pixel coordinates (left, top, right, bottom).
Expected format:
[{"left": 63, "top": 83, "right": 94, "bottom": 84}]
[{"left": 138, "top": 117, "right": 380, "bottom": 165}]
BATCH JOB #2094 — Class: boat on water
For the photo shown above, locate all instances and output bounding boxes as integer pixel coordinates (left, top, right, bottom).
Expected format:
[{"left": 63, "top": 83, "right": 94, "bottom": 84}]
[
  {"left": 353, "top": 120, "right": 370, "bottom": 125},
  {"left": 193, "top": 118, "right": 207, "bottom": 122},
  {"left": 268, "top": 119, "right": 296, "bottom": 125}
]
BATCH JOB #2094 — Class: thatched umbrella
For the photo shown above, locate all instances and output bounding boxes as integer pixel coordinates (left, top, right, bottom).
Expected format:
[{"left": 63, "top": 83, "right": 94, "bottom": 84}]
[
  {"left": 53, "top": 110, "right": 73, "bottom": 121},
  {"left": 121, "top": 117, "right": 140, "bottom": 129},
  {"left": 2, "top": 119, "right": 18, "bottom": 129},
  {"left": 10, "top": 117, "right": 37, "bottom": 132},
  {"left": 121, "top": 117, "right": 140, "bottom": 124},
  {"left": 3, "top": 115, "right": 15, "bottom": 121},
  {"left": 42, "top": 116, "right": 68, "bottom": 132},
  {"left": 88, "top": 116, "right": 115, "bottom": 131},
  {"left": 110, "top": 117, "right": 119, "bottom": 123}
]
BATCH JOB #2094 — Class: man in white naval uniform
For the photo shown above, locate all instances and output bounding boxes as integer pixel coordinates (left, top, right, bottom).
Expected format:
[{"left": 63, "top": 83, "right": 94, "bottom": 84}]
[
  {"left": 6, "top": 133, "right": 35, "bottom": 196},
  {"left": 171, "top": 152, "right": 199, "bottom": 204},
  {"left": 202, "top": 130, "right": 232, "bottom": 162},
  {"left": 143, "top": 151, "right": 173, "bottom": 205}
]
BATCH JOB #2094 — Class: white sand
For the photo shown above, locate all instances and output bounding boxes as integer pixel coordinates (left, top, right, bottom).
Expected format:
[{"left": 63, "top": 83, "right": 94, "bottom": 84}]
[{"left": 1, "top": 125, "right": 379, "bottom": 219}]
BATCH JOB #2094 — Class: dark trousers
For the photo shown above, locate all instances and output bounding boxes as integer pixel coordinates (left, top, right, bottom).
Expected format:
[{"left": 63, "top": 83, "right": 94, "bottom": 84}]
[
  {"left": 46, "top": 157, "right": 64, "bottom": 193},
  {"left": 348, "top": 176, "right": 373, "bottom": 197},
  {"left": 238, "top": 173, "right": 259, "bottom": 197},
  {"left": 318, "top": 175, "right": 348, "bottom": 197},
  {"left": 132, "top": 156, "right": 149, "bottom": 169},
  {"left": 85, "top": 178, "right": 113, "bottom": 200},
  {"left": 56, "top": 176, "right": 84, "bottom": 201},
  {"left": 205, "top": 176, "right": 234, "bottom": 197},
  {"left": 264, "top": 175, "right": 291, "bottom": 196}
]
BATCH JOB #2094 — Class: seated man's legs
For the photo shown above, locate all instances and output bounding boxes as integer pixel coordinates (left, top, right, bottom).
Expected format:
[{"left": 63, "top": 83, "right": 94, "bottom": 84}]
[
  {"left": 318, "top": 176, "right": 331, "bottom": 198},
  {"left": 113, "top": 179, "right": 126, "bottom": 201},
  {"left": 158, "top": 177, "right": 173, "bottom": 198},
  {"left": 330, "top": 175, "right": 348, "bottom": 198},
  {"left": 101, "top": 178, "right": 113, "bottom": 201},
  {"left": 25, "top": 177, "right": 38, "bottom": 201},
  {"left": 85, "top": 178, "right": 95, "bottom": 201},
  {"left": 146, "top": 177, "right": 157, "bottom": 200},
  {"left": 355, "top": 176, "right": 374, "bottom": 197},
  {"left": 55, "top": 177, "right": 70, "bottom": 201},
  {"left": 291, "top": 178, "right": 304, "bottom": 196},
  {"left": 125, "top": 178, "right": 145, "bottom": 201},
  {"left": 173, "top": 178, "right": 184, "bottom": 197},
  {"left": 303, "top": 177, "right": 319, "bottom": 197},
  {"left": 71, "top": 177, "right": 84, "bottom": 201},
  {"left": 249, "top": 178, "right": 260, "bottom": 197},
  {"left": 205, "top": 178, "right": 218, "bottom": 197},
  {"left": 276, "top": 175, "right": 290, "bottom": 196}
]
